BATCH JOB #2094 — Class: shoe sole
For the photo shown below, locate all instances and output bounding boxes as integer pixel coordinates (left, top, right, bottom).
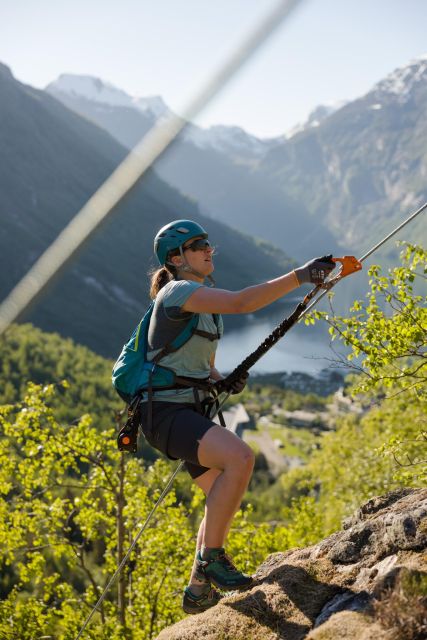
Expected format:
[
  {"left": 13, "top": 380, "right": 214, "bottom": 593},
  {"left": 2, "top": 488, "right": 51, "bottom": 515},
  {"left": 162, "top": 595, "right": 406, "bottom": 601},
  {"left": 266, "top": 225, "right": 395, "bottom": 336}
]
[
  {"left": 208, "top": 577, "right": 253, "bottom": 592},
  {"left": 182, "top": 603, "right": 218, "bottom": 615}
]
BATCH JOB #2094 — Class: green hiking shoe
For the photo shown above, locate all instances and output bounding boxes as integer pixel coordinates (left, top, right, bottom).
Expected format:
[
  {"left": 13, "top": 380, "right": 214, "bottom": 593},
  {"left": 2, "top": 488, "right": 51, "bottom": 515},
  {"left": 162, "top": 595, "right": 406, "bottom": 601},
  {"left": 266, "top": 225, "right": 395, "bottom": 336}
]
[
  {"left": 196, "top": 548, "right": 253, "bottom": 591},
  {"left": 182, "top": 585, "right": 222, "bottom": 615}
]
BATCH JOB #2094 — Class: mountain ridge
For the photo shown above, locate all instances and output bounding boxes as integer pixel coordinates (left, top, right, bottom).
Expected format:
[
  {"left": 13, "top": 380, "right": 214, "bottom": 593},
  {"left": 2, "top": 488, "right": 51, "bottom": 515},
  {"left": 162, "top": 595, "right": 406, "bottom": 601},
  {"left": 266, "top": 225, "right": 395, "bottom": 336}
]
[
  {"left": 46, "top": 72, "right": 340, "bottom": 260},
  {"left": 0, "top": 63, "right": 295, "bottom": 358},
  {"left": 46, "top": 57, "right": 427, "bottom": 259}
]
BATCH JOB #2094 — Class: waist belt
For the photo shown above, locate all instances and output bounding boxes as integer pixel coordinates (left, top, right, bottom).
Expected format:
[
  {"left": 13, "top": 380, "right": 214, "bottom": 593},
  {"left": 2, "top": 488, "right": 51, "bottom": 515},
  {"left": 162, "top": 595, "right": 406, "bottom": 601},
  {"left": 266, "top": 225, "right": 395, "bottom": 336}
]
[{"left": 117, "top": 376, "right": 225, "bottom": 452}]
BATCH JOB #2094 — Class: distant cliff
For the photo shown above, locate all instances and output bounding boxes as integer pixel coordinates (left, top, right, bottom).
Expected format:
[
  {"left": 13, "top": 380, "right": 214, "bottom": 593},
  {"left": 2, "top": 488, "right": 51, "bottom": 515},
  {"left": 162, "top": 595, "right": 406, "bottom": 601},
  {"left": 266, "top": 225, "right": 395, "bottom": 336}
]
[{"left": 157, "top": 488, "right": 427, "bottom": 639}]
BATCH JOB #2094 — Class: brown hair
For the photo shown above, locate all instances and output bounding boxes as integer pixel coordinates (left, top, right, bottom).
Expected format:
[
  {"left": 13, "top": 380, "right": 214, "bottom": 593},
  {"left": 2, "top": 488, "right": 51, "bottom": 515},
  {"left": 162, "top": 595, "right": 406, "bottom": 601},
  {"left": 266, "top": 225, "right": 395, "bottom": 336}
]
[{"left": 149, "top": 264, "right": 177, "bottom": 299}]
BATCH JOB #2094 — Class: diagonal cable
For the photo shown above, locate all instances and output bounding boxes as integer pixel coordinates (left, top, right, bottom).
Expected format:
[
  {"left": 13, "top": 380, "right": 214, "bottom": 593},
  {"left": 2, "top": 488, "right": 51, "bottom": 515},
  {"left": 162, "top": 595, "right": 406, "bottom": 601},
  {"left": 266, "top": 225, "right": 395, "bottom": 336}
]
[{"left": 0, "top": 0, "right": 303, "bottom": 335}]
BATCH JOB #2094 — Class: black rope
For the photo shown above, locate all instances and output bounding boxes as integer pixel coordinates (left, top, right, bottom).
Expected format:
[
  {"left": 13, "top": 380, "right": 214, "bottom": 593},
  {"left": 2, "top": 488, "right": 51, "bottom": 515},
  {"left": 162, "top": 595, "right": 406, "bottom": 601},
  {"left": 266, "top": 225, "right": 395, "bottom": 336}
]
[
  {"left": 217, "top": 200, "right": 427, "bottom": 395},
  {"left": 216, "top": 301, "right": 307, "bottom": 393}
]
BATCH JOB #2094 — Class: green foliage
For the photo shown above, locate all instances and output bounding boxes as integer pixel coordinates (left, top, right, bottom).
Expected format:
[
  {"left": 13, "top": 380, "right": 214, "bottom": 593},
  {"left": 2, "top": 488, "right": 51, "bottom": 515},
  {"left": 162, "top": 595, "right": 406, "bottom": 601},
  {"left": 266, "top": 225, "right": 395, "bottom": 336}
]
[
  {"left": 0, "top": 323, "right": 118, "bottom": 423},
  {"left": 0, "top": 323, "right": 158, "bottom": 463},
  {"left": 0, "top": 384, "right": 292, "bottom": 638},
  {"left": 226, "top": 504, "right": 290, "bottom": 574},
  {"left": 280, "top": 243, "right": 427, "bottom": 537},
  {"left": 310, "top": 243, "right": 427, "bottom": 397},
  {"left": 0, "top": 384, "right": 195, "bottom": 638}
]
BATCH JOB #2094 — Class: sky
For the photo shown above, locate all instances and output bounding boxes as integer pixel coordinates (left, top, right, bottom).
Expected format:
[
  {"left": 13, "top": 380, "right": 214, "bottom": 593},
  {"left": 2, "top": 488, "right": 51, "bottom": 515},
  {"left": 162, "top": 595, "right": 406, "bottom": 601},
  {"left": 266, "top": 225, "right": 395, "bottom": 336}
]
[{"left": 1, "top": 0, "right": 427, "bottom": 138}]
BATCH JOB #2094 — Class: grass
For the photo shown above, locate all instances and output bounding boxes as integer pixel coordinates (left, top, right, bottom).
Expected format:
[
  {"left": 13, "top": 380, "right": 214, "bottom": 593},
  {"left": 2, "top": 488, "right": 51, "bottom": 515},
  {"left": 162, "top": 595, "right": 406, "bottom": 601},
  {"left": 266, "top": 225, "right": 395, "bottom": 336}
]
[{"left": 266, "top": 424, "right": 319, "bottom": 461}]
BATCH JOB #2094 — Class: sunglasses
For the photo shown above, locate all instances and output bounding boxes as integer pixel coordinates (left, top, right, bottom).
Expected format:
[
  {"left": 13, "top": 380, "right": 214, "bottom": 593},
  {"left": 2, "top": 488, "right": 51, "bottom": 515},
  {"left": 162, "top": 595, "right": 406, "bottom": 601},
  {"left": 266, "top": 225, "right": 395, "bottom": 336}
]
[{"left": 183, "top": 239, "right": 212, "bottom": 252}]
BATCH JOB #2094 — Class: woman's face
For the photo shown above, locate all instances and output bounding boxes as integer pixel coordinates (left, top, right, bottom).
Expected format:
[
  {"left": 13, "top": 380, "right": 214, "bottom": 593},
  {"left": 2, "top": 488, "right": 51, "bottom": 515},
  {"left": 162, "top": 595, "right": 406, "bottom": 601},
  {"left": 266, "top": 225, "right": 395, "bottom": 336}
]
[{"left": 174, "top": 235, "right": 215, "bottom": 279}]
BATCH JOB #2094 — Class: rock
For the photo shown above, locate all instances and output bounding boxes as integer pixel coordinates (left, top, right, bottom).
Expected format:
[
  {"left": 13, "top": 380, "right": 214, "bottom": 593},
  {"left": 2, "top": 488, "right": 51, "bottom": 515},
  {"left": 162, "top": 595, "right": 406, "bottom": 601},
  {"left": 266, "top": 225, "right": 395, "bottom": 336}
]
[{"left": 156, "top": 488, "right": 427, "bottom": 639}]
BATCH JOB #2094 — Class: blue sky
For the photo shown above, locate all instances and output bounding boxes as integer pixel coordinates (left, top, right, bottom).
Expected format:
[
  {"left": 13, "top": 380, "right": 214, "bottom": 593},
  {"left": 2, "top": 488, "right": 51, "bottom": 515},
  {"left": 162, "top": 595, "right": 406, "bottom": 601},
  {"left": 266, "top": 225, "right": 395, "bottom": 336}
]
[{"left": 1, "top": 0, "right": 427, "bottom": 137}]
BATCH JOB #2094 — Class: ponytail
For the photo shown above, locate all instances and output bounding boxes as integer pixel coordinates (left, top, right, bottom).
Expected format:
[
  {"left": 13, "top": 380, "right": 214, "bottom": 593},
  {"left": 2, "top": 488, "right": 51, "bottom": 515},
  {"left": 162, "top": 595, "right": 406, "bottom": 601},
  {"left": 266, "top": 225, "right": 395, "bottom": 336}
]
[{"left": 149, "top": 265, "right": 177, "bottom": 299}]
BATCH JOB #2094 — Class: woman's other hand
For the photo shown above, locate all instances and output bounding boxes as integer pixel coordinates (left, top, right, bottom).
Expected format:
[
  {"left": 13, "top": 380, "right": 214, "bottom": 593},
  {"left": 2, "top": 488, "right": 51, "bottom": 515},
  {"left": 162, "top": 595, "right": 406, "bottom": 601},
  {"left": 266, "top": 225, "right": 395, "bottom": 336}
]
[{"left": 218, "top": 372, "right": 249, "bottom": 395}]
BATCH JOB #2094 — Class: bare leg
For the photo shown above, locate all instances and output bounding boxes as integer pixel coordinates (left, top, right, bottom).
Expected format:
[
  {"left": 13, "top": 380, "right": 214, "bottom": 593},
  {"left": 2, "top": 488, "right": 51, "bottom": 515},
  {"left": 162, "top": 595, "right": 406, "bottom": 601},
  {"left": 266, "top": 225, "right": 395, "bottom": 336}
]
[{"left": 196, "top": 426, "right": 255, "bottom": 548}]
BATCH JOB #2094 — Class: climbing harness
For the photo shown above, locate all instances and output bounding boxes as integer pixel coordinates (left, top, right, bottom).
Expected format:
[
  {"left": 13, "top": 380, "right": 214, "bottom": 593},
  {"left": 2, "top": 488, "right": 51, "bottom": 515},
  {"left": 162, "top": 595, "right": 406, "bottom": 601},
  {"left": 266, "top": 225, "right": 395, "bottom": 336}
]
[
  {"left": 113, "top": 300, "right": 221, "bottom": 452},
  {"left": 75, "top": 202, "right": 426, "bottom": 640}
]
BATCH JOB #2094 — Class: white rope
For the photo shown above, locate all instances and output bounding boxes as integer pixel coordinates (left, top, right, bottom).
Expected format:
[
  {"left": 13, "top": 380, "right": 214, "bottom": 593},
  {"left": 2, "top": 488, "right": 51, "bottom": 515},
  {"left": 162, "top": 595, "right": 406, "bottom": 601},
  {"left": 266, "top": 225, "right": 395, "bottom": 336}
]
[{"left": 0, "top": 0, "right": 303, "bottom": 336}]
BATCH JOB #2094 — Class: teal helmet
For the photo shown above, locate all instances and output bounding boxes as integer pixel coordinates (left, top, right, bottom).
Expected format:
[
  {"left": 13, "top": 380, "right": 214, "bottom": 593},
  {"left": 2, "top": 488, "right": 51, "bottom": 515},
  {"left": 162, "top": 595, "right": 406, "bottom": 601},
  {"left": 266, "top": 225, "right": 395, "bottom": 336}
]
[{"left": 154, "top": 219, "right": 208, "bottom": 266}]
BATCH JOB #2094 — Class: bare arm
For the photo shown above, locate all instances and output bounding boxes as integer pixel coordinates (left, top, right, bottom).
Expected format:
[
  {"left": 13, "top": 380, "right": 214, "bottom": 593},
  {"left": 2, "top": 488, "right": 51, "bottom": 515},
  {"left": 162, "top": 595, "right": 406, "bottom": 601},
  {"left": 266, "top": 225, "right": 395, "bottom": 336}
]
[
  {"left": 182, "top": 270, "right": 300, "bottom": 314},
  {"left": 209, "top": 353, "right": 223, "bottom": 382}
]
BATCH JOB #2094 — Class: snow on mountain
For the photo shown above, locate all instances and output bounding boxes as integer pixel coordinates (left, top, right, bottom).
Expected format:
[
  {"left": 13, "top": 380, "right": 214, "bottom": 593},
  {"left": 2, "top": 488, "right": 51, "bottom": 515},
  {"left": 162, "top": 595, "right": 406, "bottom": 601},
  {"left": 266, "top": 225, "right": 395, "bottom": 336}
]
[
  {"left": 370, "top": 56, "right": 427, "bottom": 103},
  {"left": 47, "top": 73, "right": 279, "bottom": 160},
  {"left": 284, "top": 101, "right": 347, "bottom": 139},
  {"left": 182, "top": 123, "right": 280, "bottom": 158},
  {"left": 46, "top": 73, "right": 169, "bottom": 118}
]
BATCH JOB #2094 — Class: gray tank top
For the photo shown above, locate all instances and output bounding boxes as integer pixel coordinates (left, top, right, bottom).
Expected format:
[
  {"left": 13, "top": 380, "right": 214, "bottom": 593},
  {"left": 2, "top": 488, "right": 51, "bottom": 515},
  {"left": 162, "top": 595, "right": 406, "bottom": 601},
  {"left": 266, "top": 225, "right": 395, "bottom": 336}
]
[{"left": 144, "top": 280, "right": 223, "bottom": 403}]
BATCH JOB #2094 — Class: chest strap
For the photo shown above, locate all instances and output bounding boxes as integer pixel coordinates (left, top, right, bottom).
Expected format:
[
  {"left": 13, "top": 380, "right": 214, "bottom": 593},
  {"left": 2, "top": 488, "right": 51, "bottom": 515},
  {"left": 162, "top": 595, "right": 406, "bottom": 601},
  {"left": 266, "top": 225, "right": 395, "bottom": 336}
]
[{"left": 193, "top": 328, "right": 220, "bottom": 341}]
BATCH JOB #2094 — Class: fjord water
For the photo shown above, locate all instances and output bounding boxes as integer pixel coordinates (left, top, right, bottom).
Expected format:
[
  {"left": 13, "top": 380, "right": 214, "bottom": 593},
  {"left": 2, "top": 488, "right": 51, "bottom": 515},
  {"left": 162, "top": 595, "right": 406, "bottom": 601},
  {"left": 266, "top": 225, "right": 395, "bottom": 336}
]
[{"left": 217, "top": 303, "right": 343, "bottom": 374}]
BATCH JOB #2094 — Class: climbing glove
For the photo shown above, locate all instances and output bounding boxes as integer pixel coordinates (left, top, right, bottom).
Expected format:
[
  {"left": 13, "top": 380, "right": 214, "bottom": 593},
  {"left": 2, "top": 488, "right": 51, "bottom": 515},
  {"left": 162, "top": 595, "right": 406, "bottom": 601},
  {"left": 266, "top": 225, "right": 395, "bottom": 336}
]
[
  {"left": 216, "top": 372, "right": 249, "bottom": 395},
  {"left": 229, "top": 372, "right": 249, "bottom": 395},
  {"left": 294, "top": 255, "right": 336, "bottom": 285}
]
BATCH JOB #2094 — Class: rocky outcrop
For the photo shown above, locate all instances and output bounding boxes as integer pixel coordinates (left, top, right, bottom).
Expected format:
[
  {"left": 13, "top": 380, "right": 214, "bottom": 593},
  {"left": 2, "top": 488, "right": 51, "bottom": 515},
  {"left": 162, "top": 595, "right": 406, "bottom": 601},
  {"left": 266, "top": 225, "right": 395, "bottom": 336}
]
[{"left": 157, "top": 488, "right": 427, "bottom": 640}]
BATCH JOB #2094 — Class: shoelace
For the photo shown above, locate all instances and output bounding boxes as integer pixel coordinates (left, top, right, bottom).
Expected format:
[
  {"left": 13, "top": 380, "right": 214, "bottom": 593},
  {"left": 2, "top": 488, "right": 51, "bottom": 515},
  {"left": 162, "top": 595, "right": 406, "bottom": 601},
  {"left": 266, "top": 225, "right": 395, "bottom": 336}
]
[{"left": 217, "top": 553, "right": 238, "bottom": 572}]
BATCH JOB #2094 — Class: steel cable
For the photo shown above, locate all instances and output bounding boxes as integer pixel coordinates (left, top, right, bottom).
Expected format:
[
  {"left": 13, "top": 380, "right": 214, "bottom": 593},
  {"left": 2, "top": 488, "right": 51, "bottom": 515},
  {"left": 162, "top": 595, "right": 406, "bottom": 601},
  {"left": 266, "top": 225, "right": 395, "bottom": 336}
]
[{"left": 219, "top": 201, "right": 427, "bottom": 390}]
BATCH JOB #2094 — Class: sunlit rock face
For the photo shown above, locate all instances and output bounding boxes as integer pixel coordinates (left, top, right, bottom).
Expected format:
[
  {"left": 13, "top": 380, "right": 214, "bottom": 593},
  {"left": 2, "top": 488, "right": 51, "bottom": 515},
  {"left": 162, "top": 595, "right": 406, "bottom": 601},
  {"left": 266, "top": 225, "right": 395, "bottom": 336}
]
[{"left": 157, "top": 488, "right": 427, "bottom": 640}]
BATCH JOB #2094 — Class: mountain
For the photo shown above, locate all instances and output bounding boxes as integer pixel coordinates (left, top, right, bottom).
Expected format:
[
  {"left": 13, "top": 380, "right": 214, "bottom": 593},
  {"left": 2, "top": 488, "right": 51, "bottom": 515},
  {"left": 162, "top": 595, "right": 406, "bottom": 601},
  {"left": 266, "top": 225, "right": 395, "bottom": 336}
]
[
  {"left": 258, "top": 58, "right": 427, "bottom": 253},
  {"left": 47, "top": 59, "right": 427, "bottom": 261},
  {"left": 46, "top": 74, "right": 276, "bottom": 161},
  {"left": 0, "top": 63, "right": 295, "bottom": 358},
  {"left": 157, "top": 488, "right": 427, "bottom": 640},
  {"left": 284, "top": 101, "right": 347, "bottom": 139},
  {"left": 46, "top": 74, "right": 341, "bottom": 260}
]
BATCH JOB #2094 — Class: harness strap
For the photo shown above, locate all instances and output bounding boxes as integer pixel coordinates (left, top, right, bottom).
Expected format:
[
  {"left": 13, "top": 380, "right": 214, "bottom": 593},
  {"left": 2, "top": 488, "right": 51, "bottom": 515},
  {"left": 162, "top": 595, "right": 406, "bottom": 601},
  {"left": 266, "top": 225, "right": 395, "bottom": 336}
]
[
  {"left": 193, "top": 329, "right": 220, "bottom": 341},
  {"left": 147, "top": 370, "right": 154, "bottom": 438}
]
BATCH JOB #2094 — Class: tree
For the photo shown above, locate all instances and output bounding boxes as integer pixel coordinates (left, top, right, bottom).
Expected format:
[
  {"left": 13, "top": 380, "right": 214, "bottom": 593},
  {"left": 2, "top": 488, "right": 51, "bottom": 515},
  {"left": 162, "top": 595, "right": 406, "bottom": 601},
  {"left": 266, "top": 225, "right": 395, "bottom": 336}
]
[
  {"left": 0, "top": 382, "right": 196, "bottom": 638},
  {"left": 0, "top": 383, "right": 293, "bottom": 638},
  {"left": 312, "top": 243, "right": 427, "bottom": 398},
  {"left": 279, "top": 243, "right": 427, "bottom": 536}
]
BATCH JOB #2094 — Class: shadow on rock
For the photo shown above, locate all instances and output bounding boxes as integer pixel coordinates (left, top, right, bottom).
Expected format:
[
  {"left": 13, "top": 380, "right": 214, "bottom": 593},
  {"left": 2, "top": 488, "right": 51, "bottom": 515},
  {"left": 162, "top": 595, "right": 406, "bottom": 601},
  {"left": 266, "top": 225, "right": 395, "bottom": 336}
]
[{"left": 224, "top": 564, "right": 343, "bottom": 639}]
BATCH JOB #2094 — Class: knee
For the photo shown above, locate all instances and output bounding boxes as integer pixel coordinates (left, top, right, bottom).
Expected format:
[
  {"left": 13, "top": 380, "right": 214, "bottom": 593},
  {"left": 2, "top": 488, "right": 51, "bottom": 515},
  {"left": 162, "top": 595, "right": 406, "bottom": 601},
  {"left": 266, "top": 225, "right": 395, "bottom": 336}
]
[{"left": 232, "top": 445, "right": 255, "bottom": 476}]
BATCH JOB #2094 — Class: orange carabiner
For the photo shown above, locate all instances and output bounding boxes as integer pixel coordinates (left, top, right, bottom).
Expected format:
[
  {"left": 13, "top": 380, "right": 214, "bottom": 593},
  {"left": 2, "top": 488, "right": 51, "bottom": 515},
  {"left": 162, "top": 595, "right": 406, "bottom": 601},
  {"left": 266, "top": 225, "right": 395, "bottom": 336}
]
[{"left": 332, "top": 256, "right": 362, "bottom": 279}]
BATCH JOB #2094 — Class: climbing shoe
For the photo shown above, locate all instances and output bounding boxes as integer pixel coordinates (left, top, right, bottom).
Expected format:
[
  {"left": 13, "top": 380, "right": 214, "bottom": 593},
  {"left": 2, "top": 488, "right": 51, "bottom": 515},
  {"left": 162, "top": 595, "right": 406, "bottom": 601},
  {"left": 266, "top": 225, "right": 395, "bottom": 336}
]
[
  {"left": 196, "top": 548, "right": 253, "bottom": 591},
  {"left": 182, "top": 585, "right": 222, "bottom": 614}
]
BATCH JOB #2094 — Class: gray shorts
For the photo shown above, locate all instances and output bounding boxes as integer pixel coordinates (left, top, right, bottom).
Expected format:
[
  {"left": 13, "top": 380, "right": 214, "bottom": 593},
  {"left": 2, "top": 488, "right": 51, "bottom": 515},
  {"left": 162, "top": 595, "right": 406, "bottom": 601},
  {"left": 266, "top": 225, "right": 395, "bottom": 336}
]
[{"left": 139, "top": 401, "right": 217, "bottom": 479}]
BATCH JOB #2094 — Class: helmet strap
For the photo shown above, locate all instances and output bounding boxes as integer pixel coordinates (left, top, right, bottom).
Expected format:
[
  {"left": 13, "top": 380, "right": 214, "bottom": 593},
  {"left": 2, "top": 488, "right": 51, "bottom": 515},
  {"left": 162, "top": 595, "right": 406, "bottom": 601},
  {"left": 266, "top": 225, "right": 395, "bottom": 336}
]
[{"left": 175, "top": 247, "right": 215, "bottom": 287}]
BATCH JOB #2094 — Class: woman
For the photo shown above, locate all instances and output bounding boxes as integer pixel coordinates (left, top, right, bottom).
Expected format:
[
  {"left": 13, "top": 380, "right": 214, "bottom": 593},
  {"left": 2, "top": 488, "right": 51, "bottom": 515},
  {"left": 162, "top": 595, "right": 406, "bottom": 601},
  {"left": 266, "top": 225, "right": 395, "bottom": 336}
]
[{"left": 140, "top": 219, "right": 335, "bottom": 614}]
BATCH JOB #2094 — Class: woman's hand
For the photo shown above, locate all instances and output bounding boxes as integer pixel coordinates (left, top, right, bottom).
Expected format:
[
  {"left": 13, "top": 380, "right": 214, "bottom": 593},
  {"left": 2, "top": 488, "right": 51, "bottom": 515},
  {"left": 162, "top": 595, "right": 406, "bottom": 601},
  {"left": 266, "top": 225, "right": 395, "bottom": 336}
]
[
  {"left": 215, "top": 372, "right": 249, "bottom": 395},
  {"left": 229, "top": 372, "right": 249, "bottom": 394},
  {"left": 294, "top": 255, "right": 336, "bottom": 285}
]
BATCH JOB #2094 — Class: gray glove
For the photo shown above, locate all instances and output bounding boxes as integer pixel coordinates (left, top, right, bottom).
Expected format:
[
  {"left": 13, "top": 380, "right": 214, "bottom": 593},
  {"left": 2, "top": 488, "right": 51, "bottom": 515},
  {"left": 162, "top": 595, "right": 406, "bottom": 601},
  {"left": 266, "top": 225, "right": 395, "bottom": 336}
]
[
  {"left": 229, "top": 372, "right": 249, "bottom": 395},
  {"left": 294, "top": 255, "right": 335, "bottom": 285},
  {"left": 216, "top": 372, "right": 249, "bottom": 395}
]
